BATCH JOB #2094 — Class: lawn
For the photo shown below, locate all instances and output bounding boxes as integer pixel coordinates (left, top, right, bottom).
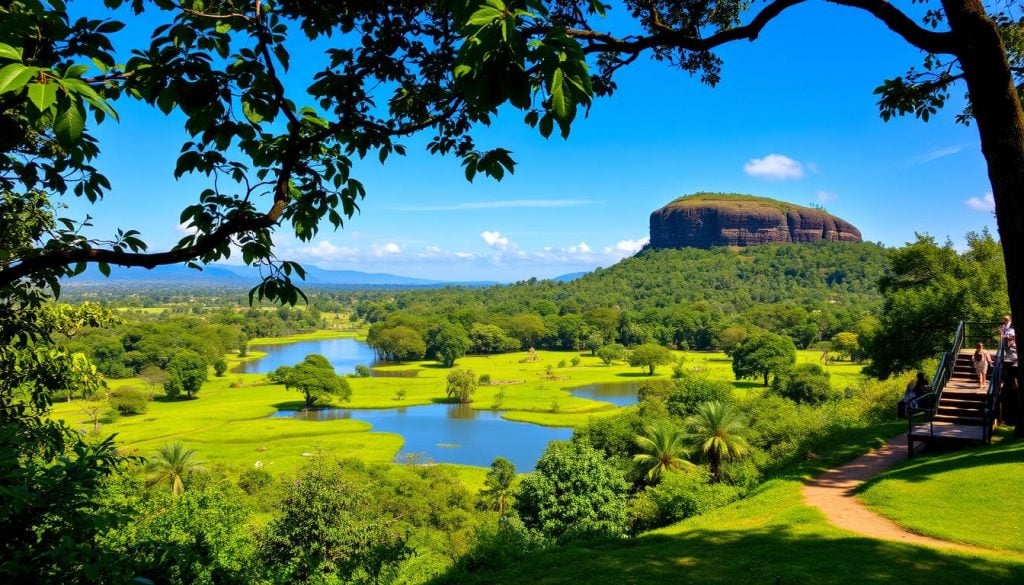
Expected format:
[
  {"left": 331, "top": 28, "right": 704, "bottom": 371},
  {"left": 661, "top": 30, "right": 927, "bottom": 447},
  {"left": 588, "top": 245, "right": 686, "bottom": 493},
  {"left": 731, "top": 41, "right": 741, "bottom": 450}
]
[
  {"left": 858, "top": 435, "right": 1024, "bottom": 553},
  {"left": 430, "top": 426, "right": 1024, "bottom": 585},
  {"left": 51, "top": 341, "right": 869, "bottom": 478}
]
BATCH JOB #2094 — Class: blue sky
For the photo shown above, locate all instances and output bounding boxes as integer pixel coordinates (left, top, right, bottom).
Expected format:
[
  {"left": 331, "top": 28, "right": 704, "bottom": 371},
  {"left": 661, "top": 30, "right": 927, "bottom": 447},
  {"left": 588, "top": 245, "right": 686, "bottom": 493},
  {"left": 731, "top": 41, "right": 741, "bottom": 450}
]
[{"left": 72, "top": 3, "right": 996, "bottom": 282}]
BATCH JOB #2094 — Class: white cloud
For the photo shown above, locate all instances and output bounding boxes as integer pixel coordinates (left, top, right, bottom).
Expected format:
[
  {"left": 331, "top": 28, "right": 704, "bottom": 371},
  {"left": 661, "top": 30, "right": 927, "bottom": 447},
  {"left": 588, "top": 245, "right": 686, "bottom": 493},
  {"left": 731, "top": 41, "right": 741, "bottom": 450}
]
[
  {"left": 604, "top": 237, "right": 649, "bottom": 255},
  {"left": 392, "top": 199, "right": 592, "bottom": 212},
  {"left": 296, "top": 240, "right": 359, "bottom": 261},
  {"left": 176, "top": 222, "right": 199, "bottom": 235},
  {"left": 965, "top": 192, "right": 995, "bottom": 212},
  {"left": 815, "top": 190, "right": 838, "bottom": 203},
  {"left": 372, "top": 242, "right": 402, "bottom": 256},
  {"left": 743, "top": 154, "right": 804, "bottom": 180},
  {"left": 481, "top": 231, "right": 509, "bottom": 248},
  {"left": 913, "top": 144, "right": 968, "bottom": 165}
]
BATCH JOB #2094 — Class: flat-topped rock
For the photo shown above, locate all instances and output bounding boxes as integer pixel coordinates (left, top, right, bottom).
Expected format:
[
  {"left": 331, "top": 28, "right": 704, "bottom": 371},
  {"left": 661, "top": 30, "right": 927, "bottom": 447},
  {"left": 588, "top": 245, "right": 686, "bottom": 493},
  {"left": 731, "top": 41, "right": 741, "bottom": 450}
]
[{"left": 649, "top": 193, "right": 862, "bottom": 249}]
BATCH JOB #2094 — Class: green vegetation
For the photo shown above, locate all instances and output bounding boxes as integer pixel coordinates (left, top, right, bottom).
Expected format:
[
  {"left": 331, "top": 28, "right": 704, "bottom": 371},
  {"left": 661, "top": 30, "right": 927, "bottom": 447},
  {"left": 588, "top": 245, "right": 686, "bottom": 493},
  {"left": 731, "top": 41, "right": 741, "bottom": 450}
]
[
  {"left": 269, "top": 354, "right": 352, "bottom": 408},
  {"left": 859, "top": 437, "right": 1024, "bottom": 553},
  {"left": 435, "top": 478, "right": 1024, "bottom": 585}
]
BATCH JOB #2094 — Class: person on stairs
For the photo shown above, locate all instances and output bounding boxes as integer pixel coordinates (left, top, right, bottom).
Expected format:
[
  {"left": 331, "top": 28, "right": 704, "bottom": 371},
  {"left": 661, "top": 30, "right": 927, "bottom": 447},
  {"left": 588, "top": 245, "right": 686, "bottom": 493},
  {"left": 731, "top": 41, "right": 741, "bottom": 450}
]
[{"left": 974, "top": 342, "right": 992, "bottom": 389}]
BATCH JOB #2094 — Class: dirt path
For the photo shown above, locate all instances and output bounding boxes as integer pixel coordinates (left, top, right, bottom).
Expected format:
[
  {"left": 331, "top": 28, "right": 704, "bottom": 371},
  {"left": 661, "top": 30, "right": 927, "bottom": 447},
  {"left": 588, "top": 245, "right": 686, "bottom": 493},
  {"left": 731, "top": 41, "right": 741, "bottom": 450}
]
[{"left": 801, "top": 435, "right": 990, "bottom": 553}]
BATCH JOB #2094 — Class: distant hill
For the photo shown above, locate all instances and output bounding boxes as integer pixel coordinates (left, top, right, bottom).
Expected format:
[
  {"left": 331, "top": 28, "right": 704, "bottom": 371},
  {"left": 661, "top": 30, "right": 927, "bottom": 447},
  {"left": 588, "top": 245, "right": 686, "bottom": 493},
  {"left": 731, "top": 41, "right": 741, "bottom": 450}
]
[
  {"left": 63, "top": 263, "right": 498, "bottom": 289},
  {"left": 550, "top": 272, "right": 588, "bottom": 282}
]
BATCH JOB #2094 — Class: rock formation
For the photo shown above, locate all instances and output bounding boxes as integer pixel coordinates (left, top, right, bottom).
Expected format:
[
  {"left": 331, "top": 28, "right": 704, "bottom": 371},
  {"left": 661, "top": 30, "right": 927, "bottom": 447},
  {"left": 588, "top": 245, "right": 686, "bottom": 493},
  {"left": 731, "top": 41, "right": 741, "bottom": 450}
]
[{"left": 648, "top": 193, "right": 862, "bottom": 249}]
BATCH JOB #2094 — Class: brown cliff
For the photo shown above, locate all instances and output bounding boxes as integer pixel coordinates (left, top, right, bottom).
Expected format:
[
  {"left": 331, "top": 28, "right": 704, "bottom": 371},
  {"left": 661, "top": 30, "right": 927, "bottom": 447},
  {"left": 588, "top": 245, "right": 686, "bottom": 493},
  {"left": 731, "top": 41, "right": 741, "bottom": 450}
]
[{"left": 648, "top": 194, "right": 862, "bottom": 249}]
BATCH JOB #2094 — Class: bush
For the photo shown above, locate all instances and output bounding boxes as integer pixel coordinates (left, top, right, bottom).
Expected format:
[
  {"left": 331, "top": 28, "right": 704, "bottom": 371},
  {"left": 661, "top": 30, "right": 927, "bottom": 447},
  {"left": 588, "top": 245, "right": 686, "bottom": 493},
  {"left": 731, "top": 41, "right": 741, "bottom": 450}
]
[
  {"left": 354, "top": 364, "right": 371, "bottom": 377},
  {"left": 570, "top": 356, "right": 580, "bottom": 367},
  {"left": 648, "top": 469, "right": 741, "bottom": 525},
  {"left": 557, "top": 359, "right": 566, "bottom": 368},
  {"left": 771, "top": 363, "right": 836, "bottom": 405},
  {"left": 98, "top": 408, "right": 120, "bottom": 424},
  {"left": 213, "top": 358, "right": 228, "bottom": 377},
  {"left": 237, "top": 467, "right": 274, "bottom": 495},
  {"left": 450, "top": 516, "right": 548, "bottom": 575},
  {"left": 665, "top": 374, "right": 734, "bottom": 418},
  {"left": 110, "top": 387, "right": 148, "bottom": 415},
  {"left": 478, "top": 373, "right": 491, "bottom": 385}
]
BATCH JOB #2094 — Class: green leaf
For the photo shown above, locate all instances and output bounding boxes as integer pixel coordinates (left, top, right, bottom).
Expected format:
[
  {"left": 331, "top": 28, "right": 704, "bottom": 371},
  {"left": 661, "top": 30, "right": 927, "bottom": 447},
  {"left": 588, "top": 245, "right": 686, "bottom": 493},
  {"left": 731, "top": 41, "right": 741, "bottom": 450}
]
[
  {"left": 27, "top": 82, "right": 58, "bottom": 112},
  {"left": 241, "top": 100, "right": 263, "bottom": 124},
  {"left": 0, "top": 63, "right": 36, "bottom": 94},
  {"left": 54, "top": 103, "right": 86, "bottom": 145},
  {"left": 64, "top": 64, "right": 91, "bottom": 78},
  {"left": 467, "top": 7, "right": 502, "bottom": 26},
  {"left": 98, "top": 262, "right": 111, "bottom": 277},
  {"left": 549, "top": 68, "right": 569, "bottom": 120},
  {"left": 0, "top": 42, "right": 22, "bottom": 61}
]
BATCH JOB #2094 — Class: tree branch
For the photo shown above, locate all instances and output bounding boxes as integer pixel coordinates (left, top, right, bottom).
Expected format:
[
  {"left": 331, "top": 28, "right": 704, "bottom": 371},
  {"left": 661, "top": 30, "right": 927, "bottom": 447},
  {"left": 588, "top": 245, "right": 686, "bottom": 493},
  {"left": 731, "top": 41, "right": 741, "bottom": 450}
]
[
  {"left": 825, "top": 0, "right": 956, "bottom": 54},
  {"left": 568, "top": 0, "right": 956, "bottom": 56}
]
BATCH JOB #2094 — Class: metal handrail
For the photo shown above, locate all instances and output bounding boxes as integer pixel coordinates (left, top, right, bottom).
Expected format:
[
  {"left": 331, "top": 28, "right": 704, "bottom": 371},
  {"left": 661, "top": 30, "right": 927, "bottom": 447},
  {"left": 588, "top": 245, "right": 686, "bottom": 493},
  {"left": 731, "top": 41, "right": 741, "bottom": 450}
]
[
  {"left": 982, "top": 337, "right": 1006, "bottom": 443},
  {"left": 931, "top": 320, "right": 965, "bottom": 435}
]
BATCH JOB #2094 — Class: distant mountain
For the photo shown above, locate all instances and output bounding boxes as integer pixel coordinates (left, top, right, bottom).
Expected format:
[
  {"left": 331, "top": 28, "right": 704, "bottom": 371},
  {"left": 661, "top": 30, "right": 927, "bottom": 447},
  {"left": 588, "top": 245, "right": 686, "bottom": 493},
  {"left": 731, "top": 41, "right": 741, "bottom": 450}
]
[
  {"left": 63, "top": 263, "right": 498, "bottom": 288},
  {"left": 550, "top": 272, "right": 587, "bottom": 282}
]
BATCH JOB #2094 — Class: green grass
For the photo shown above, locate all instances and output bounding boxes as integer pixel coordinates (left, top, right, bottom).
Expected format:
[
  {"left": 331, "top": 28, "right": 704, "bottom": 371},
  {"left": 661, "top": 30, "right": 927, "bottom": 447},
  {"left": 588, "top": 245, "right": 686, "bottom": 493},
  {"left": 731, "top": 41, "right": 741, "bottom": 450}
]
[
  {"left": 51, "top": 343, "right": 868, "bottom": 480},
  {"left": 433, "top": 432, "right": 1024, "bottom": 585},
  {"left": 247, "top": 328, "right": 364, "bottom": 345},
  {"left": 858, "top": 435, "right": 1024, "bottom": 553}
]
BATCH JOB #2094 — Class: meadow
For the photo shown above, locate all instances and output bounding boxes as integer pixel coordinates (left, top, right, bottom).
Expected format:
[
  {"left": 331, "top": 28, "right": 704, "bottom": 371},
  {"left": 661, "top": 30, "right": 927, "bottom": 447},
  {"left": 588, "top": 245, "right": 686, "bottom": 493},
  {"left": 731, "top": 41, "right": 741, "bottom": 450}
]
[{"left": 51, "top": 334, "right": 865, "bottom": 481}]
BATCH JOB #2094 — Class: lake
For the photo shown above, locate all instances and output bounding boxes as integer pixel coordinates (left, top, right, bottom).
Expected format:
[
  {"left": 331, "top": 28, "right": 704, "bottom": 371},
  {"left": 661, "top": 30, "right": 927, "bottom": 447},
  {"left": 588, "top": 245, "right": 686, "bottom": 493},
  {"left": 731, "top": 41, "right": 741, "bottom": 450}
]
[
  {"left": 246, "top": 337, "right": 639, "bottom": 468},
  {"left": 270, "top": 402, "right": 573, "bottom": 471},
  {"left": 233, "top": 337, "right": 379, "bottom": 375}
]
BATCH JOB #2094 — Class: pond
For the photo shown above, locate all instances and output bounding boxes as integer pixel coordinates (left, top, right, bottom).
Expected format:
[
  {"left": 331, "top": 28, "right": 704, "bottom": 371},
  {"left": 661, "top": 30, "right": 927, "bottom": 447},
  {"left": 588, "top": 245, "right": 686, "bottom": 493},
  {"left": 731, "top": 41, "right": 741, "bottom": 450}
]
[
  {"left": 248, "top": 338, "right": 642, "bottom": 468},
  {"left": 233, "top": 338, "right": 381, "bottom": 375},
  {"left": 270, "top": 403, "right": 573, "bottom": 471}
]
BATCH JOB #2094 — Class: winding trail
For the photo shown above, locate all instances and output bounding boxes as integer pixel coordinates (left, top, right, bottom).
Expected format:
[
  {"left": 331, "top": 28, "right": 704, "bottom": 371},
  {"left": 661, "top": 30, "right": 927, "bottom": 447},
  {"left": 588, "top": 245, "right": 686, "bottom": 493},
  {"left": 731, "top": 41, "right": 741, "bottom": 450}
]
[{"left": 801, "top": 435, "right": 990, "bottom": 553}]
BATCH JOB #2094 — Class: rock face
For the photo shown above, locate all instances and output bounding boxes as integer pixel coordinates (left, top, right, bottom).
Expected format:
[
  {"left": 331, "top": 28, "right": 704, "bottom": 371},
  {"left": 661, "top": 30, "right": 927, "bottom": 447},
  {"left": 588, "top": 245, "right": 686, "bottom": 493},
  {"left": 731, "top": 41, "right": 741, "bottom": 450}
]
[{"left": 649, "top": 194, "right": 862, "bottom": 249}]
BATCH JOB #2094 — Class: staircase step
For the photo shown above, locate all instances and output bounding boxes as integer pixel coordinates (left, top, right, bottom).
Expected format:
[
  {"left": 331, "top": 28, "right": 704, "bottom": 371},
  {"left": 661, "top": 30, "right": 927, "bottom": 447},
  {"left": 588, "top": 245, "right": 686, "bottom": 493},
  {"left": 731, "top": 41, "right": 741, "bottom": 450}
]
[
  {"left": 939, "top": 398, "right": 986, "bottom": 408},
  {"left": 937, "top": 406, "right": 984, "bottom": 417},
  {"left": 933, "top": 414, "right": 985, "bottom": 425}
]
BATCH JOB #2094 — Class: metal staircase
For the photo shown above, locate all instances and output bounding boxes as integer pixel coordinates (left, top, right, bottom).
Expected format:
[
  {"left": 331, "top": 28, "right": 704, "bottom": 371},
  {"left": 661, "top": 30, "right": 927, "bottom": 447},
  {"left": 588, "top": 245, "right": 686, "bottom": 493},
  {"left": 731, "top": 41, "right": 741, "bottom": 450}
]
[{"left": 907, "top": 321, "right": 1005, "bottom": 458}]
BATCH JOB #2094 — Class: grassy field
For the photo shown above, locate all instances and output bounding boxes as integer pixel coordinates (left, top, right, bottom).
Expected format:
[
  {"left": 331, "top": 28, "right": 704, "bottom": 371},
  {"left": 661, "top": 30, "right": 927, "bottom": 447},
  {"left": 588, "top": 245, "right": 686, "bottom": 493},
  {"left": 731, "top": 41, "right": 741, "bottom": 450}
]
[
  {"left": 858, "top": 434, "right": 1024, "bottom": 553},
  {"left": 431, "top": 425, "right": 1024, "bottom": 584},
  {"left": 51, "top": 341, "right": 867, "bottom": 478},
  {"left": 431, "top": 479, "right": 1024, "bottom": 585}
]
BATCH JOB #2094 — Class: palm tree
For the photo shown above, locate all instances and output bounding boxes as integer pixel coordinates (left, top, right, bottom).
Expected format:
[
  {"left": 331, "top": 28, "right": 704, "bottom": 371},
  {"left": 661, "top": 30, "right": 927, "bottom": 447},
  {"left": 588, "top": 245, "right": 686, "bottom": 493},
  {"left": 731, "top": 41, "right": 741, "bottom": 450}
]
[
  {"left": 146, "top": 442, "right": 201, "bottom": 496},
  {"left": 632, "top": 422, "right": 693, "bottom": 484},
  {"left": 685, "top": 401, "right": 750, "bottom": 483}
]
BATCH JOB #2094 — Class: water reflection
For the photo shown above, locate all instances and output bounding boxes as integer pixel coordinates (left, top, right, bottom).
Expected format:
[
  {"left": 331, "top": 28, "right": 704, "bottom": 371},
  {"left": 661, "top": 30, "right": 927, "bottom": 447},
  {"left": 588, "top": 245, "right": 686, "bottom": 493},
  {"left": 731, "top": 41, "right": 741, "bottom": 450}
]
[
  {"left": 269, "top": 402, "right": 572, "bottom": 470},
  {"left": 234, "top": 338, "right": 378, "bottom": 375},
  {"left": 567, "top": 381, "right": 641, "bottom": 407}
]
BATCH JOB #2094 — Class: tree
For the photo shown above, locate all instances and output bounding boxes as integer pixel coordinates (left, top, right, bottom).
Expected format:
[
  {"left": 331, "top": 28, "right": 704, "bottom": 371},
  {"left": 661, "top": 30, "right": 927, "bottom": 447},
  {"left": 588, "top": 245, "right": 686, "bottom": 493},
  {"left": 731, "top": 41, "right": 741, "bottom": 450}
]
[
  {"left": 468, "top": 322, "right": 520, "bottom": 354},
  {"left": 146, "top": 442, "right": 201, "bottom": 497},
  {"left": 427, "top": 322, "right": 472, "bottom": 367},
  {"left": 446, "top": 367, "right": 477, "bottom": 403},
  {"left": 685, "top": 401, "right": 751, "bottom": 483},
  {"left": 731, "top": 332, "right": 797, "bottom": 386},
  {"left": 633, "top": 422, "right": 694, "bottom": 484},
  {"left": 514, "top": 440, "right": 629, "bottom": 539},
  {"left": 771, "top": 363, "right": 836, "bottom": 405},
  {"left": 270, "top": 354, "right": 351, "bottom": 408},
  {"left": 369, "top": 326, "right": 427, "bottom": 363},
  {"left": 165, "top": 350, "right": 208, "bottom": 399},
  {"left": 866, "top": 231, "right": 1008, "bottom": 378},
  {"left": 478, "top": 457, "right": 516, "bottom": 517},
  {"left": 260, "top": 456, "right": 410, "bottom": 584},
  {"left": 596, "top": 343, "right": 626, "bottom": 365},
  {"left": 829, "top": 332, "right": 860, "bottom": 362},
  {"left": 717, "top": 326, "right": 749, "bottom": 356},
  {"left": 0, "top": 2, "right": 527, "bottom": 304},
  {"left": 80, "top": 398, "right": 108, "bottom": 435},
  {"left": 628, "top": 342, "right": 674, "bottom": 375}
]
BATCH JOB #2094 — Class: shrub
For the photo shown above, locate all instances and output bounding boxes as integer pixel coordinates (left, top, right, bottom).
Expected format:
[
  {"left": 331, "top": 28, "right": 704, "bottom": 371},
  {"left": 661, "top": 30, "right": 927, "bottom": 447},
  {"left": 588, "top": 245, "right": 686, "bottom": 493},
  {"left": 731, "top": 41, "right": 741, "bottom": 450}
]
[
  {"left": 557, "top": 359, "right": 567, "bottom": 368},
  {"left": 514, "top": 441, "right": 629, "bottom": 540},
  {"left": 665, "top": 374, "right": 734, "bottom": 418},
  {"left": 394, "top": 388, "right": 407, "bottom": 401},
  {"left": 110, "top": 387, "right": 149, "bottom": 415},
  {"left": 237, "top": 467, "right": 274, "bottom": 495},
  {"left": 771, "top": 363, "right": 836, "bottom": 405},
  {"left": 648, "top": 469, "right": 741, "bottom": 525},
  {"left": 478, "top": 373, "right": 491, "bottom": 385},
  {"left": 354, "top": 364, "right": 371, "bottom": 377},
  {"left": 570, "top": 356, "right": 581, "bottom": 367},
  {"left": 213, "top": 358, "right": 228, "bottom": 377},
  {"left": 99, "top": 408, "right": 120, "bottom": 424}
]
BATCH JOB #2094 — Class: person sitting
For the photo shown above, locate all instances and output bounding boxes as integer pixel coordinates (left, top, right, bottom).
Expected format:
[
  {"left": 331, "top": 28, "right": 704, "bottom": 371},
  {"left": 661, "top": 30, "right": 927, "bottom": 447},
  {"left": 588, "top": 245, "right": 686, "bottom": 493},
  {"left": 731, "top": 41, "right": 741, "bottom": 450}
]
[{"left": 899, "top": 371, "right": 929, "bottom": 417}]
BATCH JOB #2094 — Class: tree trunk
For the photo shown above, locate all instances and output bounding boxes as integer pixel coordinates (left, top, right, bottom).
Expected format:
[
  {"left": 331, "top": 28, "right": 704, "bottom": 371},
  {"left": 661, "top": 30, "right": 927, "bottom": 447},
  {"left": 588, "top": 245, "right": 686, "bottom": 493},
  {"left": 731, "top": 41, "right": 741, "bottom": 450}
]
[
  {"left": 763, "top": 372, "right": 769, "bottom": 386},
  {"left": 942, "top": 0, "right": 1024, "bottom": 435}
]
